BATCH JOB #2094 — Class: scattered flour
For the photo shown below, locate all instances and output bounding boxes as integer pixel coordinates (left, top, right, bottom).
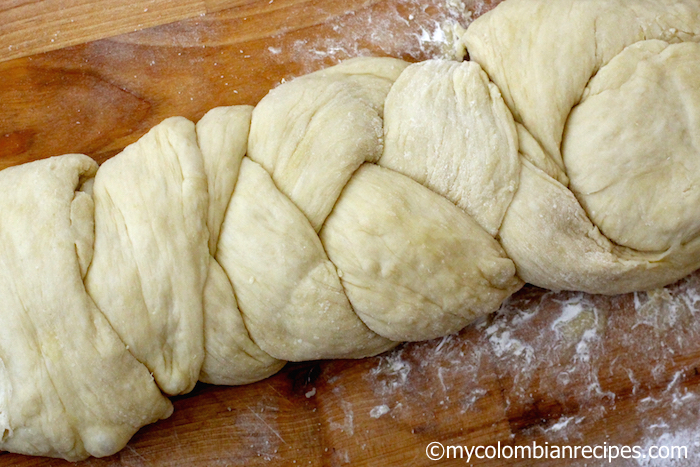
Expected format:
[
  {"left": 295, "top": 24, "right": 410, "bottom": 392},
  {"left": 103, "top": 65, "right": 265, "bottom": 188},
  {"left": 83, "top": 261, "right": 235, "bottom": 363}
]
[
  {"left": 636, "top": 430, "right": 700, "bottom": 466},
  {"left": 369, "top": 349, "right": 412, "bottom": 395},
  {"left": 234, "top": 400, "right": 285, "bottom": 462},
  {"left": 369, "top": 404, "right": 390, "bottom": 419},
  {"left": 268, "top": 0, "right": 476, "bottom": 76},
  {"left": 208, "top": 0, "right": 700, "bottom": 460},
  {"left": 360, "top": 273, "right": 700, "bottom": 456},
  {"left": 328, "top": 394, "right": 354, "bottom": 436}
]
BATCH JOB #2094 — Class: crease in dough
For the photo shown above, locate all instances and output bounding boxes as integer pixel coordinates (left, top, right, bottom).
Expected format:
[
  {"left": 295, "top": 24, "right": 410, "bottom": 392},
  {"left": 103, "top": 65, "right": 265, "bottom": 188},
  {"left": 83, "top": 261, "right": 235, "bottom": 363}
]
[
  {"left": 467, "top": 0, "right": 700, "bottom": 293},
  {"left": 320, "top": 163, "right": 523, "bottom": 342},
  {"left": 248, "top": 57, "right": 410, "bottom": 231},
  {"left": 85, "top": 117, "right": 209, "bottom": 396},
  {"left": 563, "top": 40, "right": 700, "bottom": 252},
  {"left": 463, "top": 0, "right": 700, "bottom": 175},
  {"left": 380, "top": 59, "right": 520, "bottom": 236},
  {"left": 6, "top": 2, "right": 700, "bottom": 460},
  {"left": 0, "top": 154, "right": 172, "bottom": 461},
  {"left": 216, "top": 157, "right": 395, "bottom": 361},
  {"left": 195, "top": 106, "right": 286, "bottom": 385},
  {"left": 499, "top": 161, "right": 700, "bottom": 294}
]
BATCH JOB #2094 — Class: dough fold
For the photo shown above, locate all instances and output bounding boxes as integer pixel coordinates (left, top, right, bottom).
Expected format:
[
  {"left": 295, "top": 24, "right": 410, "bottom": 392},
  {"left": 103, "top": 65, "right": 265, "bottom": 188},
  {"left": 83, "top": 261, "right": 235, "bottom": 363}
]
[
  {"left": 380, "top": 59, "right": 519, "bottom": 236},
  {"left": 499, "top": 161, "right": 700, "bottom": 294},
  {"left": 463, "top": 0, "right": 700, "bottom": 174},
  {"left": 464, "top": 0, "right": 700, "bottom": 292},
  {"left": 216, "top": 158, "right": 396, "bottom": 361},
  {"left": 85, "top": 117, "right": 210, "bottom": 396},
  {"left": 320, "top": 163, "right": 523, "bottom": 341},
  {"left": 0, "top": 155, "right": 172, "bottom": 461},
  {"left": 563, "top": 40, "right": 700, "bottom": 252},
  {"left": 195, "top": 106, "right": 286, "bottom": 385},
  {"left": 5, "top": 0, "right": 700, "bottom": 461},
  {"left": 248, "top": 57, "right": 409, "bottom": 231}
]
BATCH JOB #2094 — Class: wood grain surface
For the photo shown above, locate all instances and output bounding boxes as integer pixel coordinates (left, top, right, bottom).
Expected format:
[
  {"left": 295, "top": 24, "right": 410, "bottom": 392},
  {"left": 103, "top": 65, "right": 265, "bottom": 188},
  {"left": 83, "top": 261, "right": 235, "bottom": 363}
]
[
  {"left": 1, "top": 0, "right": 699, "bottom": 466},
  {"left": 1, "top": 0, "right": 261, "bottom": 63}
]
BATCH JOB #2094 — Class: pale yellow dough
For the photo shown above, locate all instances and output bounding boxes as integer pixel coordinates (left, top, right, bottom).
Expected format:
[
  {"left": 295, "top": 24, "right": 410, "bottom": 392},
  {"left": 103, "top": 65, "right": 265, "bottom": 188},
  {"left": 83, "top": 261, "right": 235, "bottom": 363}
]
[
  {"left": 4, "top": 0, "right": 700, "bottom": 461},
  {"left": 196, "top": 106, "right": 285, "bottom": 385},
  {"left": 464, "top": 0, "right": 700, "bottom": 293},
  {"left": 563, "top": 40, "right": 700, "bottom": 252},
  {"left": 85, "top": 117, "right": 210, "bottom": 396},
  {"left": 380, "top": 59, "right": 519, "bottom": 236},
  {"left": 321, "top": 163, "right": 522, "bottom": 342},
  {"left": 248, "top": 57, "right": 409, "bottom": 231},
  {"left": 464, "top": 0, "right": 700, "bottom": 176},
  {"left": 217, "top": 158, "right": 396, "bottom": 361},
  {"left": 0, "top": 155, "right": 171, "bottom": 461}
]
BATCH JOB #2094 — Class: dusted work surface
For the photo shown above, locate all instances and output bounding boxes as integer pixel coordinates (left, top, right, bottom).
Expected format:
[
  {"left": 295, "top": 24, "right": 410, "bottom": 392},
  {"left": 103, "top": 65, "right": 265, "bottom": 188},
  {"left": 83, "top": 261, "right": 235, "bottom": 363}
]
[
  {"left": 1, "top": 0, "right": 700, "bottom": 465},
  {"left": 0, "top": 0, "right": 483, "bottom": 169}
]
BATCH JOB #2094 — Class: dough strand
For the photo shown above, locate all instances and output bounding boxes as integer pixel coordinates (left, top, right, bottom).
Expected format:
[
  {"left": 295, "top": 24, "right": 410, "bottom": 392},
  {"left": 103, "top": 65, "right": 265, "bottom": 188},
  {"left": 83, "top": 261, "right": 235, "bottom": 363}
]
[{"left": 1, "top": 0, "right": 700, "bottom": 460}]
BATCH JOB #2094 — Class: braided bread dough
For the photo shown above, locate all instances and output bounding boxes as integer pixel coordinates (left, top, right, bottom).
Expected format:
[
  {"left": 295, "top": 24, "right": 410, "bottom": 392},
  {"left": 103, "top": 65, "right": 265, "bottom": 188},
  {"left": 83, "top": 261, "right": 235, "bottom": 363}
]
[
  {"left": 0, "top": 156, "right": 172, "bottom": 460},
  {"left": 464, "top": 0, "right": 700, "bottom": 293},
  {"left": 1, "top": 0, "right": 700, "bottom": 461}
]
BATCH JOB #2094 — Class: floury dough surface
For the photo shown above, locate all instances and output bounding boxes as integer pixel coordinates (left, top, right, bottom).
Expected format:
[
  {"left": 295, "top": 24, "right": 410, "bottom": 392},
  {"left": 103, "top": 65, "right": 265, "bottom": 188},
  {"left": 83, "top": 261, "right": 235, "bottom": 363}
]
[
  {"left": 380, "top": 59, "right": 519, "bottom": 236},
  {"left": 563, "top": 40, "right": 700, "bottom": 253},
  {"left": 0, "top": 155, "right": 172, "bottom": 461},
  {"left": 321, "top": 163, "right": 521, "bottom": 342},
  {"left": 2, "top": 0, "right": 700, "bottom": 462},
  {"left": 463, "top": 0, "right": 700, "bottom": 293}
]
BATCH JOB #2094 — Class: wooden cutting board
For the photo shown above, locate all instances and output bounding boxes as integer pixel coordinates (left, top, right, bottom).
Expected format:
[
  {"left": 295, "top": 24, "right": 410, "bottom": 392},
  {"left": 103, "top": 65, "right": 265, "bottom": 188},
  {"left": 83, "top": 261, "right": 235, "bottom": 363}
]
[{"left": 2, "top": 1, "right": 700, "bottom": 465}]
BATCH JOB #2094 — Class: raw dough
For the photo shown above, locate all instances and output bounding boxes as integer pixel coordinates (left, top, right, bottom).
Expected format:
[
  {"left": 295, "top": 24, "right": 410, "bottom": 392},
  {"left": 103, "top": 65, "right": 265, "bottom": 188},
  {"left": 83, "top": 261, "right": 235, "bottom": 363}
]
[
  {"left": 195, "top": 106, "right": 285, "bottom": 385},
  {"left": 498, "top": 160, "right": 700, "bottom": 294},
  {"left": 0, "top": 155, "right": 171, "bottom": 461},
  {"left": 464, "top": 0, "right": 700, "bottom": 176},
  {"left": 463, "top": 0, "right": 700, "bottom": 293},
  {"left": 248, "top": 57, "right": 409, "bottom": 231},
  {"left": 216, "top": 157, "right": 395, "bottom": 361},
  {"left": 85, "top": 117, "right": 209, "bottom": 396},
  {"left": 3, "top": 0, "right": 700, "bottom": 461},
  {"left": 320, "top": 163, "right": 522, "bottom": 341},
  {"left": 380, "top": 59, "right": 519, "bottom": 236},
  {"left": 563, "top": 40, "right": 700, "bottom": 252}
]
